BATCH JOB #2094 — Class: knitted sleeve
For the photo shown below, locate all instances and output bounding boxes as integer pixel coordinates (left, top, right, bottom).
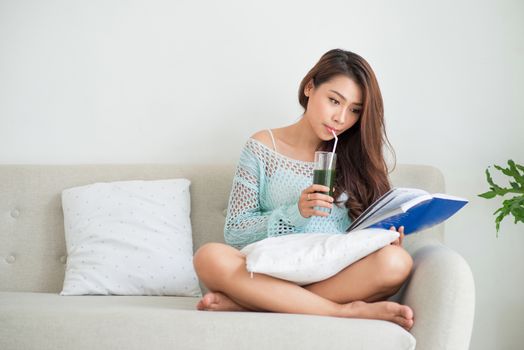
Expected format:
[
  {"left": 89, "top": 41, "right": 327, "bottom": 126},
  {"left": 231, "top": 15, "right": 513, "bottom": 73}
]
[{"left": 224, "top": 140, "right": 311, "bottom": 250}]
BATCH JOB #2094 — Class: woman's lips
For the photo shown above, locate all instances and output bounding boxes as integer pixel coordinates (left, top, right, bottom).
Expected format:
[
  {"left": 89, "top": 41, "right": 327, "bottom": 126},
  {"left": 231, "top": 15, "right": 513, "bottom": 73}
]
[{"left": 324, "top": 125, "right": 338, "bottom": 134}]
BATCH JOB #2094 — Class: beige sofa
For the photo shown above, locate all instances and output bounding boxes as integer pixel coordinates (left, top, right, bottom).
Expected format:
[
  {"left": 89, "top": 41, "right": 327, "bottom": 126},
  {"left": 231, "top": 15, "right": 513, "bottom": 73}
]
[{"left": 0, "top": 164, "right": 475, "bottom": 350}]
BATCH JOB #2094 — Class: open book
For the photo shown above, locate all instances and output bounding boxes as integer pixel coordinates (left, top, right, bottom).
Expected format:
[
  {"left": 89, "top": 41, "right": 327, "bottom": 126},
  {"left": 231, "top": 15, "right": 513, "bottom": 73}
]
[{"left": 345, "top": 187, "right": 469, "bottom": 235}]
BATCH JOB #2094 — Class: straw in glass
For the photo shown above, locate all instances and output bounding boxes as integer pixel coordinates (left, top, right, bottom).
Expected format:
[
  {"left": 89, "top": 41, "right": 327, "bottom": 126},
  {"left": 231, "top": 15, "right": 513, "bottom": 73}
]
[{"left": 328, "top": 129, "right": 338, "bottom": 169}]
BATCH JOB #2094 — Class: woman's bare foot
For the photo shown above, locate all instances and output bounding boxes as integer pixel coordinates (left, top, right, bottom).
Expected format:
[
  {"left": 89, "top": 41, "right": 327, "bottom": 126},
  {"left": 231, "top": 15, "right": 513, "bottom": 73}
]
[
  {"left": 196, "top": 292, "right": 250, "bottom": 312},
  {"left": 341, "top": 300, "right": 414, "bottom": 331},
  {"left": 196, "top": 293, "right": 413, "bottom": 330}
]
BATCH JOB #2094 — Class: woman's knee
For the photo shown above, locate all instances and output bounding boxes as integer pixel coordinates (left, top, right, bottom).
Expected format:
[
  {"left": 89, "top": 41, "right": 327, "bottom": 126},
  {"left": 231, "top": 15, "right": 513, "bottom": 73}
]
[
  {"left": 194, "top": 243, "right": 223, "bottom": 275},
  {"left": 193, "top": 242, "right": 243, "bottom": 282},
  {"left": 374, "top": 245, "right": 413, "bottom": 287}
]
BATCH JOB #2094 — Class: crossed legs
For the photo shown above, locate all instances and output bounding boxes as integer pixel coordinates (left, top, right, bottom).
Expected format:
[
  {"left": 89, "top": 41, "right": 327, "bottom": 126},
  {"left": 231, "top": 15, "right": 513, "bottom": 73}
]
[{"left": 193, "top": 242, "right": 414, "bottom": 330}]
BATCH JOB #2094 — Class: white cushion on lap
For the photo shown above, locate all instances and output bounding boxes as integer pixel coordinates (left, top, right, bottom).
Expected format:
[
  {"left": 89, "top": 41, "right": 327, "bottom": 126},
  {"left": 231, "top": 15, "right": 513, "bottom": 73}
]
[{"left": 240, "top": 228, "right": 399, "bottom": 286}]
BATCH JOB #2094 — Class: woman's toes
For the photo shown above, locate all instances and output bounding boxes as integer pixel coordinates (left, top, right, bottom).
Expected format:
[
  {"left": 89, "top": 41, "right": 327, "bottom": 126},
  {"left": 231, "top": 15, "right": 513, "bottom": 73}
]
[
  {"left": 406, "top": 318, "right": 414, "bottom": 330},
  {"left": 403, "top": 318, "right": 414, "bottom": 331},
  {"left": 398, "top": 316, "right": 414, "bottom": 331},
  {"left": 392, "top": 316, "right": 408, "bottom": 330},
  {"left": 196, "top": 292, "right": 217, "bottom": 310},
  {"left": 204, "top": 293, "right": 218, "bottom": 307},
  {"left": 400, "top": 305, "right": 414, "bottom": 320},
  {"left": 196, "top": 297, "right": 208, "bottom": 310}
]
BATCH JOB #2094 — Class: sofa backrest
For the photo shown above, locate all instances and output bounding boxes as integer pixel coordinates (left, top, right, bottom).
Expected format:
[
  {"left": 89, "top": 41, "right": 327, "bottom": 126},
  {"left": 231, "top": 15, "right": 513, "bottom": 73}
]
[{"left": 0, "top": 163, "right": 445, "bottom": 293}]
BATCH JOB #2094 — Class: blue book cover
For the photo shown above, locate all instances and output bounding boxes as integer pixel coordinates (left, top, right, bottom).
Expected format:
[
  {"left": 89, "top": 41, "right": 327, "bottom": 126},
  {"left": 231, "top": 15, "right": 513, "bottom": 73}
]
[{"left": 346, "top": 188, "right": 469, "bottom": 235}]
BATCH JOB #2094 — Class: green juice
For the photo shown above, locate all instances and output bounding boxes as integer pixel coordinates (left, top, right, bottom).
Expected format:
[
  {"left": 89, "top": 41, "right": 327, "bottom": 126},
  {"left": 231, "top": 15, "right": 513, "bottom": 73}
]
[{"left": 313, "top": 169, "right": 336, "bottom": 197}]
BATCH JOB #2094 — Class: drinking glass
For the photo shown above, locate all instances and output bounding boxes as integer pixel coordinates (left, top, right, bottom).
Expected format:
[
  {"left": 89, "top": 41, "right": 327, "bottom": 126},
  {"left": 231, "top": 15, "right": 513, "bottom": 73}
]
[{"left": 313, "top": 151, "right": 336, "bottom": 214}]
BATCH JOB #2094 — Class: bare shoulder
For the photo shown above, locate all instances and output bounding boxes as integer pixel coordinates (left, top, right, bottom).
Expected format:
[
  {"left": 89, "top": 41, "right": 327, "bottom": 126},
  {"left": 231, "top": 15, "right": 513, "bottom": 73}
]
[{"left": 249, "top": 130, "right": 274, "bottom": 149}]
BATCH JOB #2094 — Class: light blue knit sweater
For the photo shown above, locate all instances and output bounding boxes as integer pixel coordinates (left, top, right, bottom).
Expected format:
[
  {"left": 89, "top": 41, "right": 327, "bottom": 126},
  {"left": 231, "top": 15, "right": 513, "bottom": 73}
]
[{"left": 224, "top": 137, "right": 352, "bottom": 250}]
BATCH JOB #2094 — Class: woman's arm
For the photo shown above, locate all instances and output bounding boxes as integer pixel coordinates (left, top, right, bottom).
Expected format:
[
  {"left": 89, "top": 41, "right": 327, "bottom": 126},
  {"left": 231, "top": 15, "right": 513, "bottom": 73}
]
[{"left": 224, "top": 141, "right": 311, "bottom": 250}]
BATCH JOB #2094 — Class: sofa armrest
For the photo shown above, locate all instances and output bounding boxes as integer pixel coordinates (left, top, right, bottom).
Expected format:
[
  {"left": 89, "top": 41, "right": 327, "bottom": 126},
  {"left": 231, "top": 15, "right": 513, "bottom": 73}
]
[{"left": 400, "top": 241, "right": 476, "bottom": 350}]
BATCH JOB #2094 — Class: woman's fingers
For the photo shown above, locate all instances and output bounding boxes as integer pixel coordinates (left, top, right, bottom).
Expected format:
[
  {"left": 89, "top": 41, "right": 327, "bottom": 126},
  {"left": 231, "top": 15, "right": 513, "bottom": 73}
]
[
  {"left": 309, "top": 192, "right": 334, "bottom": 204},
  {"left": 299, "top": 185, "right": 334, "bottom": 218},
  {"left": 399, "top": 226, "right": 404, "bottom": 245},
  {"left": 389, "top": 227, "right": 398, "bottom": 245},
  {"left": 390, "top": 226, "right": 405, "bottom": 246},
  {"left": 311, "top": 184, "right": 331, "bottom": 193},
  {"left": 389, "top": 226, "right": 405, "bottom": 234}
]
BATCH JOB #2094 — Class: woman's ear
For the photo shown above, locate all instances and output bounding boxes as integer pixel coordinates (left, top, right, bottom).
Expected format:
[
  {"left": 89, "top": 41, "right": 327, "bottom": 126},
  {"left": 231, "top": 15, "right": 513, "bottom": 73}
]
[{"left": 304, "top": 79, "right": 314, "bottom": 97}]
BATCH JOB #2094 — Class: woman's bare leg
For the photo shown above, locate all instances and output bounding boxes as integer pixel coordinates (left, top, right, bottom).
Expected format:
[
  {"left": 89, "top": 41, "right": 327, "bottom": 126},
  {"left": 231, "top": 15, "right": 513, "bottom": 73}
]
[
  {"left": 197, "top": 244, "right": 412, "bottom": 308},
  {"left": 302, "top": 244, "right": 414, "bottom": 304},
  {"left": 193, "top": 243, "right": 414, "bottom": 330},
  {"left": 194, "top": 243, "right": 343, "bottom": 315}
]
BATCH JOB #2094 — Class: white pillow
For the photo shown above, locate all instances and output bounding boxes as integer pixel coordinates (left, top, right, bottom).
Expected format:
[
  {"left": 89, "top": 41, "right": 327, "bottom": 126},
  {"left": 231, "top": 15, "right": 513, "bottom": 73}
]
[
  {"left": 240, "top": 228, "right": 399, "bottom": 286},
  {"left": 60, "top": 179, "right": 201, "bottom": 297}
]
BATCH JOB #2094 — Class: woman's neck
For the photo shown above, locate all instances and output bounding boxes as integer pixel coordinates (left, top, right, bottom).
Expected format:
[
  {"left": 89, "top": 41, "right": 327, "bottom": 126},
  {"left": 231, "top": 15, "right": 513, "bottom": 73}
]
[{"left": 283, "top": 117, "right": 322, "bottom": 153}]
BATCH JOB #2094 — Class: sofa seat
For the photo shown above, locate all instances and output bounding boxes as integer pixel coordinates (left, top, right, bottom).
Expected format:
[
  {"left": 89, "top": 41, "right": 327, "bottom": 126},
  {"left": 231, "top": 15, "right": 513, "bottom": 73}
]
[{"left": 0, "top": 291, "right": 416, "bottom": 350}]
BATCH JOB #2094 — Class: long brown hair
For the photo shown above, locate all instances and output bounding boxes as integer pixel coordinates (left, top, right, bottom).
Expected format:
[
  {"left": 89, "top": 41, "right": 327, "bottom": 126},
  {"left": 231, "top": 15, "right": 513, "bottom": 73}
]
[{"left": 298, "top": 49, "right": 396, "bottom": 220}]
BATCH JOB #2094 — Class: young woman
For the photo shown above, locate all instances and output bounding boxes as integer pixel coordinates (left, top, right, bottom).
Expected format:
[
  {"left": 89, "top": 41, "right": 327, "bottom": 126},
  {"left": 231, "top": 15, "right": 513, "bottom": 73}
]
[{"left": 193, "top": 49, "right": 414, "bottom": 331}]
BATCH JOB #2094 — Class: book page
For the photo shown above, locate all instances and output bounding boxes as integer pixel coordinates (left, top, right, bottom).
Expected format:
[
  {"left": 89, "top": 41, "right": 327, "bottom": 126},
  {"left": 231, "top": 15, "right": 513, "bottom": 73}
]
[
  {"left": 367, "top": 188, "right": 428, "bottom": 219},
  {"left": 348, "top": 188, "right": 395, "bottom": 229},
  {"left": 360, "top": 194, "right": 432, "bottom": 229},
  {"left": 348, "top": 187, "right": 429, "bottom": 231}
]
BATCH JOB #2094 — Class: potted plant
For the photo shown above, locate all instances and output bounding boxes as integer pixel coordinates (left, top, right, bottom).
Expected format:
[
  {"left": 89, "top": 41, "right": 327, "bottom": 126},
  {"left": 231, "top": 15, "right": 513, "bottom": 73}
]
[{"left": 479, "top": 159, "right": 524, "bottom": 237}]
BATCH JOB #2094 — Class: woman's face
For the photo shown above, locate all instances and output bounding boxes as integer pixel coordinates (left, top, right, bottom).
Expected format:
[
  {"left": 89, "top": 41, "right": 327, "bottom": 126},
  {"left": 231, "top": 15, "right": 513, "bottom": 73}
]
[{"left": 304, "top": 74, "right": 363, "bottom": 140}]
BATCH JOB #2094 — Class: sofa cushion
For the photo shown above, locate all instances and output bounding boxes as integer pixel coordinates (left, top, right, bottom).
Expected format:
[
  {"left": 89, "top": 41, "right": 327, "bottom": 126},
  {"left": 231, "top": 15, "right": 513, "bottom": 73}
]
[
  {"left": 0, "top": 292, "right": 416, "bottom": 350},
  {"left": 60, "top": 179, "right": 201, "bottom": 297}
]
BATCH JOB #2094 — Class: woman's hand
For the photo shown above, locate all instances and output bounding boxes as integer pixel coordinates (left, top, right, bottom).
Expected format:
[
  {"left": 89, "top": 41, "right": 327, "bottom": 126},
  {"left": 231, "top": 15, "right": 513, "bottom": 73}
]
[
  {"left": 299, "top": 184, "right": 334, "bottom": 218},
  {"left": 389, "top": 226, "right": 405, "bottom": 246}
]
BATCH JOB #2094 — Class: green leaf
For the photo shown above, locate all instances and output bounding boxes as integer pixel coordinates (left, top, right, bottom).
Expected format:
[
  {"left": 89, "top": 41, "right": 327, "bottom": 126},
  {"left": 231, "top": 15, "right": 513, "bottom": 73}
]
[
  {"left": 509, "top": 196, "right": 524, "bottom": 224},
  {"left": 485, "top": 168, "right": 498, "bottom": 188},
  {"left": 508, "top": 160, "right": 524, "bottom": 184},
  {"left": 495, "top": 214, "right": 503, "bottom": 234},
  {"left": 511, "top": 207, "right": 524, "bottom": 224},
  {"left": 478, "top": 191, "right": 497, "bottom": 199},
  {"left": 495, "top": 210, "right": 508, "bottom": 226},
  {"left": 494, "top": 164, "right": 513, "bottom": 177},
  {"left": 496, "top": 187, "right": 511, "bottom": 196},
  {"left": 485, "top": 167, "right": 510, "bottom": 195},
  {"left": 495, "top": 202, "right": 511, "bottom": 216},
  {"left": 502, "top": 199, "right": 514, "bottom": 212}
]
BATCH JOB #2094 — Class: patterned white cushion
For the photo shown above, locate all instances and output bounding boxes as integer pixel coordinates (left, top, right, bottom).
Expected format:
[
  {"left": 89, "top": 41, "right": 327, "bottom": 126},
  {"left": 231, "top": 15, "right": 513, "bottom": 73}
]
[
  {"left": 240, "top": 229, "right": 399, "bottom": 286},
  {"left": 60, "top": 179, "right": 201, "bottom": 296}
]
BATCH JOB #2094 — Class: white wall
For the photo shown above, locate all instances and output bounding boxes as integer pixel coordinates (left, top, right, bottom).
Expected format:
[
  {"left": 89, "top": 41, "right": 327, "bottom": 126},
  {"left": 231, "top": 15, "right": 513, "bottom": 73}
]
[{"left": 1, "top": 0, "right": 523, "bottom": 348}]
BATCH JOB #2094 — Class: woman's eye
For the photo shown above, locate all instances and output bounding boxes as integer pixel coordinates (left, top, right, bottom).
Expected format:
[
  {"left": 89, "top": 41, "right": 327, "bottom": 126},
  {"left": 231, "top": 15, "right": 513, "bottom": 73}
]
[
  {"left": 352, "top": 109, "right": 362, "bottom": 114},
  {"left": 329, "top": 98, "right": 340, "bottom": 105}
]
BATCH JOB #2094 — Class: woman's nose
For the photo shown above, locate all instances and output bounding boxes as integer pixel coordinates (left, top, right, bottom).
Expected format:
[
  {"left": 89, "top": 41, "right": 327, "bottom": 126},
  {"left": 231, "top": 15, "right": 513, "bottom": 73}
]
[{"left": 334, "top": 111, "right": 346, "bottom": 124}]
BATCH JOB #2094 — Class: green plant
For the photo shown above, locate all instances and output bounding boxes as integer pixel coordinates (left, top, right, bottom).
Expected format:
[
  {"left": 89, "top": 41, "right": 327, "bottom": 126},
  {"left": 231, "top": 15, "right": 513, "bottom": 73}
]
[{"left": 478, "top": 159, "right": 524, "bottom": 236}]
